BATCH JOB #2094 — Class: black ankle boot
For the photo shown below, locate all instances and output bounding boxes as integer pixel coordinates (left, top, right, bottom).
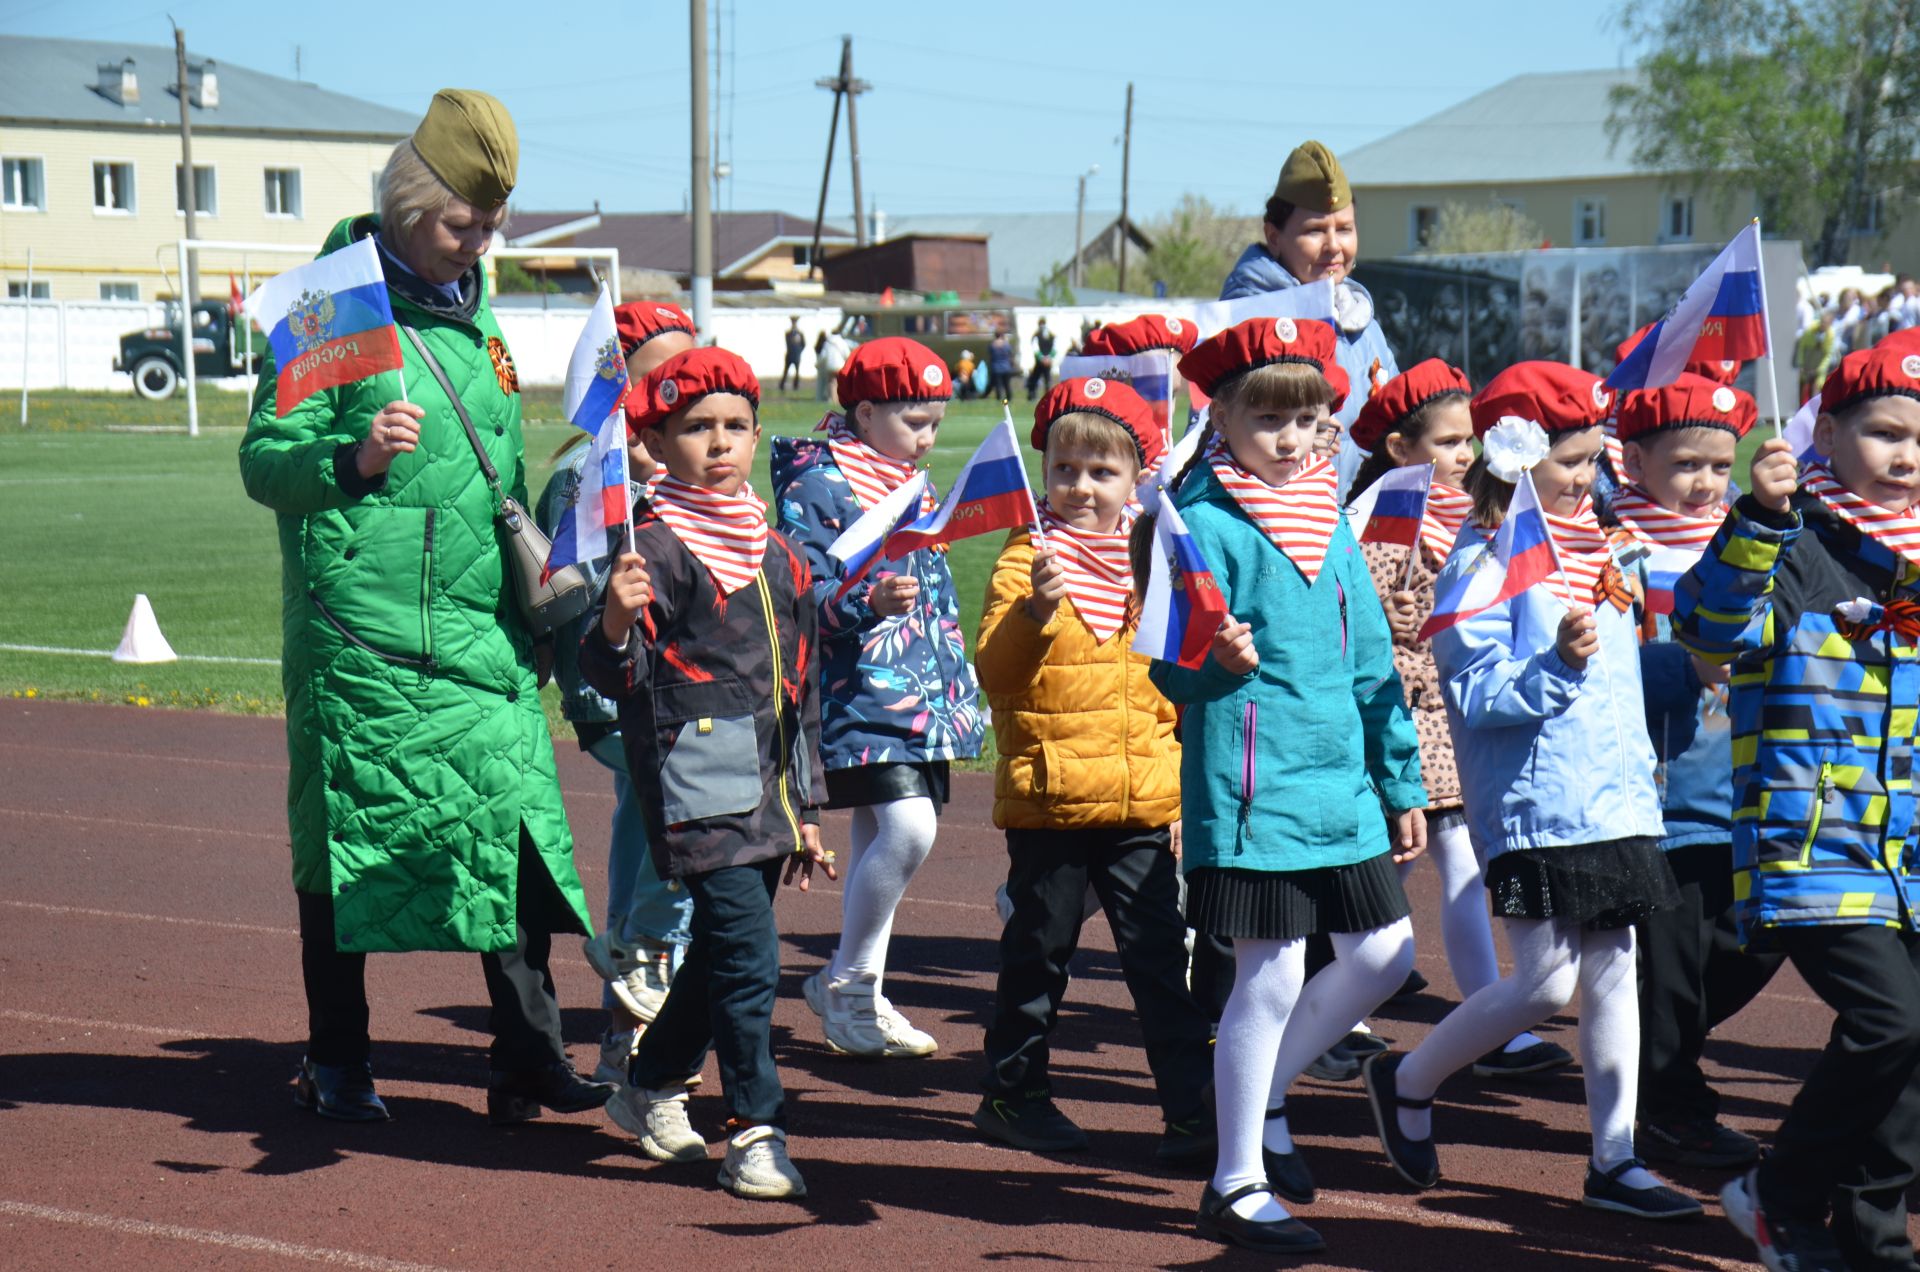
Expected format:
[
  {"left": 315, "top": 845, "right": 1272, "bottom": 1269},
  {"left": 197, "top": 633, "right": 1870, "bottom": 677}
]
[
  {"left": 294, "top": 1056, "right": 391, "bottom": 1122},
  {"left": 487, "top": 1063, "right": 616, "bottom": 1125}
]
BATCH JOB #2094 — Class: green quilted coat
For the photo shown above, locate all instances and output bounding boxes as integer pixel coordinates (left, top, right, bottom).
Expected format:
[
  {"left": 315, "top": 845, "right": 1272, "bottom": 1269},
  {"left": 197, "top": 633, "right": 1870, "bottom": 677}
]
[{"left": 240, "top": 215, "right": 590, "bottom": 954}]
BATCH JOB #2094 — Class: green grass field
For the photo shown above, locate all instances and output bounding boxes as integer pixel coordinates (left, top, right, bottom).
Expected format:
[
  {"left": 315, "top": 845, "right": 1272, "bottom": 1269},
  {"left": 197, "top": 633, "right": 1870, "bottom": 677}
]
[{"left": 0, "top": 384, "right": 1036, "bottom": 743}]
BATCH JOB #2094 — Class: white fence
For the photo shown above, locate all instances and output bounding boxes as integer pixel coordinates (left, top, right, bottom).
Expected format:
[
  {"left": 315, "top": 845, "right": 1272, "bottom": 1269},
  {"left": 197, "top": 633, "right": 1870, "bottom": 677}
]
[{"left": 0, "top": 299, "right": 173, "bottom": 391}]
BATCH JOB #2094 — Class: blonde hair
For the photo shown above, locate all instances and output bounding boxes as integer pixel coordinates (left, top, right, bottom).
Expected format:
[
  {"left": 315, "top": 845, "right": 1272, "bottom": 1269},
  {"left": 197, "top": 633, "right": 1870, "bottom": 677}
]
[
  {"left": 1210, "top": 360, "right": 1335, "bottom": 415},
  {"left": 1045, "top": 410, "right": 1140, "bottom": 470},
  {"left": 378, "top": 141, "right": 513, "bottom": 239}
]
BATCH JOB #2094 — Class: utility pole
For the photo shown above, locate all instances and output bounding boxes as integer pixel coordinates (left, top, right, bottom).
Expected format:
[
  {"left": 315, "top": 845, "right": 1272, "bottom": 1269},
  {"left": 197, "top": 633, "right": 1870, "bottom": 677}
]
[
  {"left": 1072, "top": 164, "right": 1099, "bottom": 289},
  {"left": 809, "top": 37, "right": 871, "bottom": 274},
  {"left": 689, "top": 0, "right": 712, "bottom": 338},
  {"left": 174, "top": 23, "right": 199, "bottom": 304},
  {"left": 805, "top": 53, "right": 843, "bottom": 281},
  {"left": 1117, "top": 82, "right": 1133, "bottom": 294}
]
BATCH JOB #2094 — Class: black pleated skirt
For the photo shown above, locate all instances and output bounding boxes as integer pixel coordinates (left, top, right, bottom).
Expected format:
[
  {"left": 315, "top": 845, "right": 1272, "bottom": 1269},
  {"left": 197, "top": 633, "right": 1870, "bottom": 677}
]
[
  {"left": 1186, "top": 851, "right": 1410, "bottom": 941},
  {"left": 1484, "top": 836, "right": 1680, "bottom": 931},
  {"left": 824, "top": 760, "right": 951, "bottom": 810}
]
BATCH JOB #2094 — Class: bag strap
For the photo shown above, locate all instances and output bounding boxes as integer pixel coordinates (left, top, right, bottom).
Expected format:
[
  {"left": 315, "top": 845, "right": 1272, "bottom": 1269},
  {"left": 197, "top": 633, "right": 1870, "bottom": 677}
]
[{"left": 399, "top": 324, "right": 503, "bottom": 504}]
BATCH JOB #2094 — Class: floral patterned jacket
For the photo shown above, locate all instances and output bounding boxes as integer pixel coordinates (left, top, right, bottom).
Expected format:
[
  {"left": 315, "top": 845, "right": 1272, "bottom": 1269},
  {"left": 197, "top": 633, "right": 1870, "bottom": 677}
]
[{"left": 772, "top": 436, "right": 985, "bottom": 772}]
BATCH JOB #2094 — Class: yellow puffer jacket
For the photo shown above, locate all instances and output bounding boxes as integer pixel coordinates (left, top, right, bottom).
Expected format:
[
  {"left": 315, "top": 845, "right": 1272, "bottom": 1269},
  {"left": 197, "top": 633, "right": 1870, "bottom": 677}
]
[{"left": 976, "top": 531, "right": 1181, "bottom": 830}]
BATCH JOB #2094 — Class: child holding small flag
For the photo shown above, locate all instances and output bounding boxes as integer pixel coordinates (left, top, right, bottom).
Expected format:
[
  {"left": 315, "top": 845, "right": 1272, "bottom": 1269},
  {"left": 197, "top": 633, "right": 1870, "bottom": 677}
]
[
  {"left": 1602, "top": 374, "right": 1784, "bottom": 1173},
  {"left": 970, "top": 377, "right": 1215, "bottom": 1166},
  {"left": 1677, "top": 345, "right": 1920, "bottom": 1271},
  {"left": 1141, "top": 316, "right": 1427, "bottom": 1256},
  {"left": 579, "top": 347, "right": 834, "bottom": 1201},
  {"left": 772, "top": 337, "right": 985, "bottom": 1060},
  {"left": 1346, "top": 360, "right": 1573, "bottom": 1081},
  {"left": 1365, "top": 362, "right": 1695, "bottom": 1221}
]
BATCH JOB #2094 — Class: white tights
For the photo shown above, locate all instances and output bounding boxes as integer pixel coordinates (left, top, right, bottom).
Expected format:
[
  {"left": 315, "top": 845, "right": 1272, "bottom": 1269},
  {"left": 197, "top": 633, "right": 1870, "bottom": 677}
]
[
  {"left": 828, "top": 798, "right": 938, "bottom": 995},
  {"left": 1395, "top": 917, "right": 1651, "bottom": 1185},
  {"left": 1212, "top": 920, "right": 1415, "bottom": 1220}
]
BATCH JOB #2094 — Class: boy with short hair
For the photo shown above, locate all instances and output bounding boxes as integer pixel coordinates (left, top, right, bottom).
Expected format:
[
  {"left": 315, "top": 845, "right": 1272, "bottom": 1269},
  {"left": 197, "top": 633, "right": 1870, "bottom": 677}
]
[
  {"left": 580, "top": 346, "right": 835, "bottom": 1201},
  {"left": 1609, "top": 374, "right": 1782, "bottom": 1170},
  {"left": 972, "top": 377, "right": 1215, "bottom": 1166},
  {"left": 1676, "top": 344, "right": 1920, "bottom": 1271}
]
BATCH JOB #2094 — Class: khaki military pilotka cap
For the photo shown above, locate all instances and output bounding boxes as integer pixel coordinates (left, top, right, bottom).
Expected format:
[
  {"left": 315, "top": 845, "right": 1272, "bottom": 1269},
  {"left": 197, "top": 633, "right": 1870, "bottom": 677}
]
[
  {"left": 1272, "top": 140, "right": 1351, "bottom": 214},
  {"left": 411, "top": 89, "right": 518, "bottom": 208}
]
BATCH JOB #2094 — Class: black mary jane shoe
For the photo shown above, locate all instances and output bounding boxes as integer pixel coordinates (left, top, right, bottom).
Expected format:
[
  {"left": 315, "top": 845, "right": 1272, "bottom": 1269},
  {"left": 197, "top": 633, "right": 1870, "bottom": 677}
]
[
  {"left": 1196, "top": 1182, "right": 1326, "bottom": 1254},
  {"left": 487, "top": 1063, "right": 617, "bottom": 1125},
  {"left": 1262, "top": 1104, "right": 1316, "bottom": 1204},
  {"left": 1582, "top": 1157, "right": 1704, "bottom": 1220},
  {"left": 293, "top": 1056, "right": 391, "bottom": 1123},
  {"left": 1363, "top": 1051, "right": 1439, "bottom": 1189}
]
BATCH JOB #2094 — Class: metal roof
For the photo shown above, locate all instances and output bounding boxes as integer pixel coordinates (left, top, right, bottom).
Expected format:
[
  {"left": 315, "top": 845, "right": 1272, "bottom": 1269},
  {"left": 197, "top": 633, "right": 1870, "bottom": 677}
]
[
  {"left": 1342, "top": 69, "right": 1662, "bottom": 188},
  {"left": 504, "top": 210, "right": 852, "bottom": 276},
  {"left": 874, "top": 212, "right": 1142, "bottom": 290},
  {"left": 0, "top": 35, "right": 419, "bottom": 138}
]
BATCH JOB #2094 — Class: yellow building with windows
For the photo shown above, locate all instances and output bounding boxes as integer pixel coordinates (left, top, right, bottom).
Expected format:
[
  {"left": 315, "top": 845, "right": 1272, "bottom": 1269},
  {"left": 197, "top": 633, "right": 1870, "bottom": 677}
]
[{"left": 0, "top": 35, "right": 416, "bottom": 303}]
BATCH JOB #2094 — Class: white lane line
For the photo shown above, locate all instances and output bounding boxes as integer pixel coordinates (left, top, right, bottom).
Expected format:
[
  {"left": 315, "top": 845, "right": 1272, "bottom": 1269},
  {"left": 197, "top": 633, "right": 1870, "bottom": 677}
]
[
  {"left": 0, "top": 899, "right": 295, "bottom": 937},
  {"left": 0, "top": 1199, "right": 466, "bottom": 1272},
  {"left": 0, "top": 740, "right": 284, "bottom": 773},
  {"left": 0, "top": 1009, "right": 210, "bottom": 1039},
  {"left": 806, "top": 884, "right": 994, "bottom": 915},
  {"left": 0, "top": 805, "right": 284, "bottom": 842},
  {"left": 0, "top": 642, "right": 280, "bottom": 666}
]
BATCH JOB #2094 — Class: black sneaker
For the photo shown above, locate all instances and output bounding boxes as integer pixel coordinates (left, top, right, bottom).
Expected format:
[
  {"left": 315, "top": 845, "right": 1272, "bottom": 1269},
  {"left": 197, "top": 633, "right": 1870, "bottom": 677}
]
[
  {"left": 1155, "top": 1116, "right": 1217, "bottom": 1168},
  {"left": 1638, "top": 1116, "right": 1761, "bottom": 1169},
  {"left": 1304, "top": 1041, "right": 1361, "bottom": 1083},
  {"left": 973, "top": 1092, "right": 1089, "bottom": 1154},
  {"left": 1582, "top": 1158, "right": 1703, "bottom": 1220},
  {"left": 1195, "top": 1183, "right": 1325, "bottom": 1255},
  {"left": 1471, "top": 1039, "right": 1575, "bottom": 1079},
  {"left": 1722, "top": 1168, "right": 1848, "bottom": 1271},
  {"left": 1343, "top": 1029, "right": 1390, "bottom": 1059}
]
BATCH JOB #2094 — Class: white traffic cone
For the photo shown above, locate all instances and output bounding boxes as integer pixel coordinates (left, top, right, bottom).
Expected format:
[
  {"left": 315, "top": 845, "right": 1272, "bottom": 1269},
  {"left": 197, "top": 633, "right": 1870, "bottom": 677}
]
[{"left": 112, "top": 593, "right": 178, "bottom": 664}]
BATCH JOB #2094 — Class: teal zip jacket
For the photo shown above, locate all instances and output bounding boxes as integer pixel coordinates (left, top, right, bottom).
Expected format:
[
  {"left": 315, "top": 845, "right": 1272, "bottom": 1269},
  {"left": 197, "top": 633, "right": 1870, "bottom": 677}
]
[{"left": 1150, "top": 465, "right": 1425, "bottom": 873}]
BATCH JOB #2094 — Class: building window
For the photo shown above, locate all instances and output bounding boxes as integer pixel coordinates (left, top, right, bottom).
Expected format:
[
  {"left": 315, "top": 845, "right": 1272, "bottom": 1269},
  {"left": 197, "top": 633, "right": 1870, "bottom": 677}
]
[
  {"left": 175, "top": 164, "right": 216, "bottom": 216},
  {"left": 3, "top": 157, "right": 45, "bottom": 211},
  {"left": 1574, "top": 197, "right": 1607, "bottom": 246},
  {"left": 93, "top": 160, "right": 136, "bottom": 213},
  {"left": 1410, "top": 205, "right": 1440, "bottom": 249},
  {"left": 791, "top": 245, "right": 817, "bottom": 268},
  {"left": 1663, "top": 195, "right": 1694, "bottom": 242},
  {"left": 7, "top": 280, "right": 50, "bottom": 299},
  {"left": 264, "top": 167, "right": 302, "bottom": 218},
  {"left": 1855, "top": 191, "right": 1885, "bottom": 234},
  {"left": 99, "top": 281, "right": 140, "bottom": 302}
]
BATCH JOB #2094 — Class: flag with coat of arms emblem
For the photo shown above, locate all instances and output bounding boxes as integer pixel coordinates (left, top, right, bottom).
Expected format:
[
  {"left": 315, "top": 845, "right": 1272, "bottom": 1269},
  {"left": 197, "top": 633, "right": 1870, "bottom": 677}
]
[
  {"left": 245, "top": 236, "right": 404, "bottom": 416},
  {"left": 544, "top": 288, "right": 633, "bottom": 580}
]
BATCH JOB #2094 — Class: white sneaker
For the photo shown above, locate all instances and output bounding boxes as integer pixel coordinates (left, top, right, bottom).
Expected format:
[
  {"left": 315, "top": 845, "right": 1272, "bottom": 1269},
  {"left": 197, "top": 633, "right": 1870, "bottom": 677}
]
[
  {"left": 593, "top": 1026, "right": 640, "bottom": 1085},
  {"left": 586, "top": 935, "right": 677, "bottom": 1023},
  {"left": 873, "top": 995, "right": 938, "bottom": 1057},
  {"left": 802, "top": 966, "right": 828, "bottom": 1018},
  {"left": 582, "top": 930, "right": 641, "bottom": 980},
  {"left": 606, "top": 1084, "right": 707, "bottom": 1163},
  {"left": 718, "top": 1124, "right": 806, "bottom": 1199},
  {"left": 819, "top": 971, "right": 889, "bottom": 1057}
]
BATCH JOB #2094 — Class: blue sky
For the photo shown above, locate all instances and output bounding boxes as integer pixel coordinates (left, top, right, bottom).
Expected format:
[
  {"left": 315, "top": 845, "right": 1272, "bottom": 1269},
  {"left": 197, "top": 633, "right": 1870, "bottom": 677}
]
[{"left": 5, "top": 1, "right": 1632, "bottom": 221}]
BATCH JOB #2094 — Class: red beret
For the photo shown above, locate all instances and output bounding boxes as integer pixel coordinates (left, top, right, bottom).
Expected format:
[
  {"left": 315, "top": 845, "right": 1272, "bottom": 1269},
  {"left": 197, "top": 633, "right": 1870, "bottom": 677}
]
[
  {"left": 1030, "top": 377, "right": 1164, "bottom": 469},
  {"left": 1349, "top": 358, "right": 1472, "bottom": 452},
  {"left": 1819, "top": 341, "right": 1920, "bottom": 417},
  {"left": 1615, "top": 322, "right": 1741, "bottom": 386},
  {"left": 1178, "top": 316, "right": 1340, "bottom": 399},
  {"left": 836, "top": 336, "right": 953, "bottom": 406},
  {"left": 1614, "top": 372, "right": 1756, "bottom": 444},
  {"left": 1322, "top": 360, "right": 1351, "bottom": 416},
  {"left": 1470, "top": 362, "right": 1610, "bottom": 438},
  {"left": 629, "top": 347, "right": 759, "bottom": 431},
  {"left": 614, "top": 302, "right": 696, "bottom": 357},
  {"left": 1081, "top": 314, "right": 1200, "bottom": 358}
]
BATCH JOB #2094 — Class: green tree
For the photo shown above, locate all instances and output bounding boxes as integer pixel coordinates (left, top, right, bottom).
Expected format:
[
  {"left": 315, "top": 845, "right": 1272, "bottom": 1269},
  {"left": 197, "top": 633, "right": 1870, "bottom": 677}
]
[
  {"left": 495, "top": 258, "right": 560, "bottom": 294},
  {"left": 1060, "top": 195, "right": 1261, "bottom": 298},
  {"left": 1421, "top": 202, "right": 1544, "bottom": 255},
  {"left": 1609, "top": 0, "right": 1920, "bottom": 266}
]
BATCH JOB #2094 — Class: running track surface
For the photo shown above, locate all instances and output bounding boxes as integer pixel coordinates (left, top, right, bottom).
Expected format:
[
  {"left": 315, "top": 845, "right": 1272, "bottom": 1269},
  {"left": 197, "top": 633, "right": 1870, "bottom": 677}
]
[{"left": 0, "top": 699, "right": 1900, "bottom": 1271}]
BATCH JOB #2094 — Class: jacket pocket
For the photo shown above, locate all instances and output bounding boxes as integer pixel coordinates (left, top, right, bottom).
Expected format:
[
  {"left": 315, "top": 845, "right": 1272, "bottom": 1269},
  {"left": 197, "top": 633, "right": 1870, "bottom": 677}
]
[
  {"left": 1236, "top": 701, "right": 1258, "bottom": 805},
  {"left": 660, "top": 714, "right": 763, "bottom": 824},
  {"left": 306, "top": 506, "right": 436, "bottom": 667},
  {"left": 1799, "top": 758, "right": 1836, "bottom": 869}
]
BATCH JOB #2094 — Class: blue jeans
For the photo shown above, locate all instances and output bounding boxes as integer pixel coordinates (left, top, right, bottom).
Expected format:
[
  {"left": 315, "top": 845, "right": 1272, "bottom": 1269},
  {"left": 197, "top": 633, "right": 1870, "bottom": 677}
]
[{"left": 587, "top": 733, "right": 694, "bottom": 1011}]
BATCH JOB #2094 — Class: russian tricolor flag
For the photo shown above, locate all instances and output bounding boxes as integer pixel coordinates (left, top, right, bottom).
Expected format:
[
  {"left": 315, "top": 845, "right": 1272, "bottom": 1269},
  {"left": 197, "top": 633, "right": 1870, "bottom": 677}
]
[
  {"left": 1641, "top": 543, "right": 1700, "bottom": 618},
  {"left": 882, "top": 413, "right": 1038, "bottom": 557},
  {"left": 1133, "top": 496, "right": 1227, "bottom": 668},
  {"left": 1060, "top": 349, "right": 1173, "bottom": 439},
  {"left": 826, "top": 471, "right": 932, "bottom": 601},
  {"left": 246, "top": 235, "right": 403, "bottom": 416},
  {"left": 1418, "top": 471, "right": 1562, "bottom": 641},
  {"left": 563, "top": 287, "right": 630, "bottom": 433},
  {"left": 1606, "top": 223, "right": 1769, "bottom": 392},
  {"left": 543, "top": 287, "right": 633, "bottom": 581},
  {"left": 1344, "top": 462, "right": 1433, "bottom": 548}
]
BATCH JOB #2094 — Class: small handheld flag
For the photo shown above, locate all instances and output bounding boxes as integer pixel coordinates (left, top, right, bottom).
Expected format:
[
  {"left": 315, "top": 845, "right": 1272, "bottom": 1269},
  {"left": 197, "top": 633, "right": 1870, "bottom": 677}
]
[
  {"left": 1418, "top": 471, "right": 1563, "bottom": 641},
  {"left": 883, "top": 413, "right": 1038, "bottom": 557},
  {"left": 564, "top": 287, "right": 630, "bottom": 433},
  {"left": 542, "top": 414, "right": 630, "bottom": 583},
  {"left": 246, "top": 236, "right": 404, "bottom": 417},
  {"left": 1133, "top": 496, "right": 1228, "bottom": 668},
  {"left": 827, "top": 470, "right": 932, "bottom": 601},
  {"left": 1059, "top": 349, "right": 1174, "bottom": 440},
  {"left": 1344, "top": 462, "right": 1433, "bottom": 549},
  {"left": 1606, "top": 223, "right": 1769, "bottom": 393}
]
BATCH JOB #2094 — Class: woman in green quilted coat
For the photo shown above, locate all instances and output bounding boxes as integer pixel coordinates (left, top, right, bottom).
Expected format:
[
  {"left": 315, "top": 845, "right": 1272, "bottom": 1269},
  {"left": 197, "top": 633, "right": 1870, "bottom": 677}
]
[{"left": 239, "top": 90, "right": 609, "bottom": 1125}]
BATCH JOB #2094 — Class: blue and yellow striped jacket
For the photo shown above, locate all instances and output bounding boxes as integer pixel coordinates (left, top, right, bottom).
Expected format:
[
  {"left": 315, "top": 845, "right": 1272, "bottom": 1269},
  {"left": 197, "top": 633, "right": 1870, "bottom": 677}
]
[{"left": 1673, "top": 493, "right": 1920, "bottom": 939}]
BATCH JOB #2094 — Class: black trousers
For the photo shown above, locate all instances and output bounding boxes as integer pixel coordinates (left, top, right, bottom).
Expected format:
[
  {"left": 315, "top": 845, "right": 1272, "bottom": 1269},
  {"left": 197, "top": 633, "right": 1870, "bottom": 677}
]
[
  {"left": 1759, "top": 924, "right": 1920, "bottom": 1270},
  {"left": 1636, "top": 841, "right": 1784, "bottom": 1125},
  {"left": 988, "top": 370, "right": 1013, "bottom": 401},
  {"left": 779, "top": 355, "right": 803, "bottom": 389},
  {"left": 296, "top": 835, "right": 571, "bottom": 1072},
  {"left": 983, "top": 826, "right": 1213, "bottom": 1122},
  {"left": 629, "top": 858, "right": 785, "bottom": 1128},
  {"left": 1190, "top": 931, "right": 1235, "bottom": 1024},
  {"left": 1024, "top": 361, "right": 1053, "bottom": 399}
]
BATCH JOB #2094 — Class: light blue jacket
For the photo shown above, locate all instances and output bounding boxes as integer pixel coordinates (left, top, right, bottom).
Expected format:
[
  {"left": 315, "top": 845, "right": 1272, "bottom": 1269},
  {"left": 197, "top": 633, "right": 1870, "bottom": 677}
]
[
  {"left": 1432, "top": 528, "right": 1665, "bottom": 858},
  {"left": 1149, "top": 465, "right": 1425, "bottom": 874}
]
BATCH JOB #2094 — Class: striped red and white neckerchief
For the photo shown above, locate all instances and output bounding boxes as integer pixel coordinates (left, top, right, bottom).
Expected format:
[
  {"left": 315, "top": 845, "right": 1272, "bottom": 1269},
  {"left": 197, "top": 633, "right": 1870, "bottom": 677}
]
[
  {"left": 1544, "top": 499, "right": 1633, "bottom": 612},
  {"left": 650, "top": 477, "right": 770, "bottom": 596},
  {"left": 1036, "top": 502, "right": 1135, "bottom": 642},
  {"left": 824, "top": 413, "right": 936, "bottom": 515},
  {"left": 1802, "top": 460, "right": 1920, "bottom": 573},
  {"left": 1205, "top": 435, "right": 1341, "bottom": 584},
  {"left": 1609, "top": 485, "right": 1724, "bottom": 554},
  {"left": 1421, "top": 482, "right": 1473, "bottom": 564}
]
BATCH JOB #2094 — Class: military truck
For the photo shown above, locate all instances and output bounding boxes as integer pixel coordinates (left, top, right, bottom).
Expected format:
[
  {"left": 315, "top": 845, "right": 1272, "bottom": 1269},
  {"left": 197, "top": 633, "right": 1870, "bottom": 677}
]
[
  {"left": 832, "top": 301, "right": 1017, "bottom": 376},
  {"left": 114, "top": 299, "right": 259, "bottom": 399}
]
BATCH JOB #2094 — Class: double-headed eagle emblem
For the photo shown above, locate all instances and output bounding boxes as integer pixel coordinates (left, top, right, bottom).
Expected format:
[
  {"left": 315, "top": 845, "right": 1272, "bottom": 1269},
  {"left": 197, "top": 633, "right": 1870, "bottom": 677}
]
[
  {"left": 290, "top": 289, "right": 336, "bottom": 354},
  {"left": 595, "top": 335, "right": 623, "bottom": 382}
]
